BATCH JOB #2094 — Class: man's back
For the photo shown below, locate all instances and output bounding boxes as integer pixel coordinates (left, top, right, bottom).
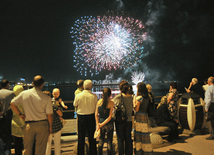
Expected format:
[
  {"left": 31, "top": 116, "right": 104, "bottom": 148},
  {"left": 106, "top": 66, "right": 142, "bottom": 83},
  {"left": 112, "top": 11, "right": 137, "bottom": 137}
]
[
  {"left": 12, "top": 88, "right": 52, "bottom": 121},
  {"left": 0, "top": 89, "right": 14, "bottom": 116},
  {"left": 74, "top": 90, "right": 97, "bottom": 115}
]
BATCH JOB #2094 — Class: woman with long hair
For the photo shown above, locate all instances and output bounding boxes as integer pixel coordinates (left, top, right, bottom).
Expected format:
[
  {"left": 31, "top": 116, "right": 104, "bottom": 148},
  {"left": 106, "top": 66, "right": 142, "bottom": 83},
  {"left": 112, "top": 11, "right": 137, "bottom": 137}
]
[
  {"left": 95, "top": 88, "right": 114, "bottom": 155},
  {"left": 134, "top": 82, "right": 153, "bottom": 154}
]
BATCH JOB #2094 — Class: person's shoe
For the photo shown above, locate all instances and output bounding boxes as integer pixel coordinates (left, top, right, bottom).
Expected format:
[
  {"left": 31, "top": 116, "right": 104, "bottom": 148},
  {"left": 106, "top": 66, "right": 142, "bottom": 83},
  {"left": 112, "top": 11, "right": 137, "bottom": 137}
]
[{"left": 206, "top": 135, "right": 214, "bottom": 140}]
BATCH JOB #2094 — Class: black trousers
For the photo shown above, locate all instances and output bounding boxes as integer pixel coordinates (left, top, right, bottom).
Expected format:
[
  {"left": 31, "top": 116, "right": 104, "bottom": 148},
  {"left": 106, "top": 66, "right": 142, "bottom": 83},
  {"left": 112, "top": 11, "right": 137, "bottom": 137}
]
[
  {"left": 0, "top": 109, "right": 12, "bottom": 155},
  {"left": 14, "top": 136, "right": 23, "bottom": 155},
  {"left": 157, "top": 120, "right": 179, "bottom": 142},
  {"left": 208, "top": 103, "right": 214, "bottom": 130},
  {"left": 115, "top": 121, "right": 133, "bottom": 155},
  {"left": 77, "top": 114, "right": 97, "bottom": 155}
]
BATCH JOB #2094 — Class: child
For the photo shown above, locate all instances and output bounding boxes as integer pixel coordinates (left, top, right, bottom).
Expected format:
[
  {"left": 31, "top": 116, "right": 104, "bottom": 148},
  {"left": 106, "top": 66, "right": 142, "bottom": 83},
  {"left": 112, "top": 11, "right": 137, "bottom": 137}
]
[{"left": 52, "top": 88, "right": 68, "bottom": 125}]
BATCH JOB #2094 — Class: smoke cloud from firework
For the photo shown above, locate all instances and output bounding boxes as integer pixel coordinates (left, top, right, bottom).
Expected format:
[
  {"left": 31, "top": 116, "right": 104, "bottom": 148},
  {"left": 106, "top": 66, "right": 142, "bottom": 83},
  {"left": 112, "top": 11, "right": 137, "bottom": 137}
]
[{"left": 70, "top": 11, "right": 147, "bottom": 76}]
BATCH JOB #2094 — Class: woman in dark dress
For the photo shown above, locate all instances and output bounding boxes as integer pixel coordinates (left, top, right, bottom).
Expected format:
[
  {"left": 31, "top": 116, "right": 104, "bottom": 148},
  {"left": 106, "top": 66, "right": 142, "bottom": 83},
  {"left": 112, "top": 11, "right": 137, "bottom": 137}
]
[
  {"left": 134, "top": 82, "right": 153, "bottom": 154},
  {"left": 95, "top": 88, "right": 114, "bottom": 155}
]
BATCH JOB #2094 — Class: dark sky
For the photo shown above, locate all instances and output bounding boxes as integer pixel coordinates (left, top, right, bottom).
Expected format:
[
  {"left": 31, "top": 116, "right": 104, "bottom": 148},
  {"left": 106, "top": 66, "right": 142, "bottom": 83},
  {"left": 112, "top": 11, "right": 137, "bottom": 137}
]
[{"left": 0, "top": 0, "right": 214, "bottom": 83}]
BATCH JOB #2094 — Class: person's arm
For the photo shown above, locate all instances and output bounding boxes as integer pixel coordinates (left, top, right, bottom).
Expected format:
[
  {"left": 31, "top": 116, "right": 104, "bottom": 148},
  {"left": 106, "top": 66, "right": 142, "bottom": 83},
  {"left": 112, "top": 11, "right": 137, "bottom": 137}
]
[
  {"left": 11, "top": 103, "right": 25, "bottom": 120},
  {"left": 59, "top": 99, "right": 68, "bottom": 109},
  {"left": 47, "top": 114, "right": 53, "bottom": 134},
  {"left": 133, "top": 95, "right": 137, "bottom": 108},
  {"left": 204, "top": 87, "right": 211, "bottom": 112},
  {"left": 56, "top": 109, "right": 63, "bottom": 117},
  {"left": 99, "top": 102, "right": 114, "bottom": 128},
  {"left": 95, "top": 102, "right": 100, "bottom": 129},
  {"left": 167, "top": 93, "right": 173, "bottom": 104},
  {"left": 186, "top": 82, "right": 193, "bottom": 93},
  {"left": 135, "top": 100, "right": 140, "bottom": 112},
  {"left": 73, "top": 96, "right": 79, "bottom": 108}
]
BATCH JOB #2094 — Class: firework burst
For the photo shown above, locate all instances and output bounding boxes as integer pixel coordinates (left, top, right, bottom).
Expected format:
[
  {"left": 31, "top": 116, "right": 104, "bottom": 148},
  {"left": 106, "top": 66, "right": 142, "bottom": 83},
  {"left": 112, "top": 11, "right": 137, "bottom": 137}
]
[{"left": 70, "top": 11, "right": 147, "bottom": 76}]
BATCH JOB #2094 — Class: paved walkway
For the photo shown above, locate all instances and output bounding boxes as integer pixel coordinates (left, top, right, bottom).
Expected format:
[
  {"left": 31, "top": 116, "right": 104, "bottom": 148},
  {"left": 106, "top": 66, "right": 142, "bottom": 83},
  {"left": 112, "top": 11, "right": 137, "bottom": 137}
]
[
  {"left": 59, "top": 129, "right": 214, "bottom": 155},
  {"left": 11, "top": 129, "right": 214, "bottom": 155}
]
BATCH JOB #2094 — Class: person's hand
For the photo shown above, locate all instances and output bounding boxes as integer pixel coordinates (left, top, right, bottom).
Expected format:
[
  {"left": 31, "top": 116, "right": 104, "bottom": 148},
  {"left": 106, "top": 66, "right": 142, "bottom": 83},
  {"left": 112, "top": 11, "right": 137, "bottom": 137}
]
[
  {"left": 99, "top": 123, "right": 103, "bottom": 128},
  {"left": 58, "top": 98, "right": 62, "bottom": 102},
  {"left": 96, "top": 125, "right": 100, "bottom": 130},
  {"left": 63, "top": 105, "right": 68, "bottom": 109},
  {"left": 186, "top": 89, "right": 190, "bottom": 93}
]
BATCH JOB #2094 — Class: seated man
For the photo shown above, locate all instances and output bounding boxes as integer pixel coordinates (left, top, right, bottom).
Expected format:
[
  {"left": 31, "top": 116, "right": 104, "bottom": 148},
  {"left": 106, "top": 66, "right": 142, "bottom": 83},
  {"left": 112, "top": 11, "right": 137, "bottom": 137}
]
[{"left": 155, "top": 96, "right": 179, "bottom": 142}]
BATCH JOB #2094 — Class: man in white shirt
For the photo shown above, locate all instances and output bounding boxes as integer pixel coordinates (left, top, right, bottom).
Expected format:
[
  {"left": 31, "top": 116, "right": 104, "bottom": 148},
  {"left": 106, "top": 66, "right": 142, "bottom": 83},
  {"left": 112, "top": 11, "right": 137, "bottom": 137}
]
[
  {"left": 73, "top": 79, "right": 97, "bottom": 155},
  {"left": 204, "top": 76, "right": 214, "bottom": 140},
  {"left": 11, "top": 75, "right": 53, "bottom": 155}
]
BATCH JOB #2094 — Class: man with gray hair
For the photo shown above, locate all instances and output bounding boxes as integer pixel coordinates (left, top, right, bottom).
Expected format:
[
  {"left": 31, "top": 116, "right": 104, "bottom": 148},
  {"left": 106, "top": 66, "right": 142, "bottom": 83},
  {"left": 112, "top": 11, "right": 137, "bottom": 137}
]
[
  {"left": 73, "top": 79, "right": 97, "bottom": 155},
  {"left": 204, "top": 76, "right": 214, "bottom": 140}
]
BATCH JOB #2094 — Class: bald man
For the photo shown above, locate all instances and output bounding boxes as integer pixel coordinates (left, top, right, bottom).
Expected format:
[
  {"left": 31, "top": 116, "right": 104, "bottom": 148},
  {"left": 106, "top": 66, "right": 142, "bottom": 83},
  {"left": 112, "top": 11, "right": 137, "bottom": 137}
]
[{"left": 11, "top": 75, "right": 53, "bottom": 155}]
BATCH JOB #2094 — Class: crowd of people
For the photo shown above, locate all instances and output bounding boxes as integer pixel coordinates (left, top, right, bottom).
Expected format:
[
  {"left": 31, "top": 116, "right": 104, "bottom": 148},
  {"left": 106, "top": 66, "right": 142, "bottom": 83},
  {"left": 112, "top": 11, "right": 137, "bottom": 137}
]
[{"left": 0, "top": 75, "right": 214, "bottom": 155}]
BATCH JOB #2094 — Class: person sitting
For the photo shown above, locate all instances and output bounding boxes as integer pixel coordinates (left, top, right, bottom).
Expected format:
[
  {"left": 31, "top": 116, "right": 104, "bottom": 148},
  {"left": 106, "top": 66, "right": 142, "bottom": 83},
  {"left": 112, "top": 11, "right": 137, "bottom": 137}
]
[
  {"left": 146, "top": 84, "right": 157, "bottom": 127},
  {"left": 167, "top": 82, "right": 179, "bottom": 123},
  {"left": 156, "top": 96, "right": 179, "bottom": 142}
]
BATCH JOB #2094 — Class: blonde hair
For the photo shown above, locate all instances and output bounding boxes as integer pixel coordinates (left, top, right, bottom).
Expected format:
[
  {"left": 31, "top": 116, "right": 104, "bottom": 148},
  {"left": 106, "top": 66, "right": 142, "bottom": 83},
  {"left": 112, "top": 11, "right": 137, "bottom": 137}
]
[
  {"left": 53, "top": 88, "right": 60, "bottom": 93},
  {"left": 13, "top": 85, "right": 24, "bottom": 96},
  {"left": 192, "top": 78, "right": 198, "bottom": 84},
  {"left": 146, "top": 84, "right": 152, "bottom": 90}
]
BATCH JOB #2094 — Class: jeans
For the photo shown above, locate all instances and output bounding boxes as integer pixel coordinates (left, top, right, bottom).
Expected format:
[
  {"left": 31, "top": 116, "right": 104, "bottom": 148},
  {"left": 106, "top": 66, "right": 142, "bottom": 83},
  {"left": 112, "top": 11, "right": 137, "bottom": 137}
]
[
  {"left": 46, "top": 130, "right": 62, "bottom": 155},
  {"left": 78, "top": 114, "right": 97, "bottom": 155},
  {"left": 115, "top": 121, "right": 133, "bottom": 155},
  {"left": 98, "top": 125, "right": 114, "bottom": 155}
]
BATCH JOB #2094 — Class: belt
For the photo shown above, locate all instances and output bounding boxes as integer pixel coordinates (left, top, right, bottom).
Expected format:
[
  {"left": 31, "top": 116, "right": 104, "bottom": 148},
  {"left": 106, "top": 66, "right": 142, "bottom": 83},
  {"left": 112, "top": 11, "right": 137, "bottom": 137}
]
[{"left": 25, "top": 119, "right": 47, "bottom": 123}]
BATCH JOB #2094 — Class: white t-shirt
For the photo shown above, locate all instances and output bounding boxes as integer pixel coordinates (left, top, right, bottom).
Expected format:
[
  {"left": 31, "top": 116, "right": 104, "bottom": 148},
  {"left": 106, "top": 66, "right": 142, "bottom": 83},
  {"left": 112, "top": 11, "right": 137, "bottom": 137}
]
[
  {"left": 11, "top": 88, "right": 53, "bottom": 121},
  {"left": 73, "top": 90, "right": 97, "bottom": 115}
]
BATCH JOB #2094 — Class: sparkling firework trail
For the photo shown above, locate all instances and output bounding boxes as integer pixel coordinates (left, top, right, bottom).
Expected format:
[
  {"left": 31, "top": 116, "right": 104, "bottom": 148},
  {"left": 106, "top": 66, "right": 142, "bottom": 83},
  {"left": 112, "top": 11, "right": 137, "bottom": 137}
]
[{"left": 70, "top": 11, "right": 147, "bottom": 76}]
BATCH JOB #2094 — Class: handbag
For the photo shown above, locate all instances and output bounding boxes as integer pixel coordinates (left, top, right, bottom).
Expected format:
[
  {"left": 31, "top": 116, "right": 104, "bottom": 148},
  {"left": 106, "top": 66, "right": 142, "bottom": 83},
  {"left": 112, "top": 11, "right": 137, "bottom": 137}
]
[
  {"left": 115, "top": 94, "right": 127, "bottom": 123},
  {"left": 94, "top": 128, "right": 100, "bottom": 139}
]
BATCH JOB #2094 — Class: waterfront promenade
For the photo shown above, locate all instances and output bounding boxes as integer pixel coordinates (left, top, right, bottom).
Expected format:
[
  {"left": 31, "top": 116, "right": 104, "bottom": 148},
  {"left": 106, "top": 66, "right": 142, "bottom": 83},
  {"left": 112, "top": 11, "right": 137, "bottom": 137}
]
[
  {"left": 10, "top": 123, "right": 214, "bottom": 155},
  {"left": 44, "top": 129, "right": 214, "bottom": 155}
]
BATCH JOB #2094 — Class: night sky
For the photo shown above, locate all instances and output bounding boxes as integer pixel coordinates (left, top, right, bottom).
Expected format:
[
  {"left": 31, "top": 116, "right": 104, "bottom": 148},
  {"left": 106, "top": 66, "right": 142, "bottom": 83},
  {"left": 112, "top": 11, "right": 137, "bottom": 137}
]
[{"left": 0, "top": 0, "right": 213, "bottom": 83}]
